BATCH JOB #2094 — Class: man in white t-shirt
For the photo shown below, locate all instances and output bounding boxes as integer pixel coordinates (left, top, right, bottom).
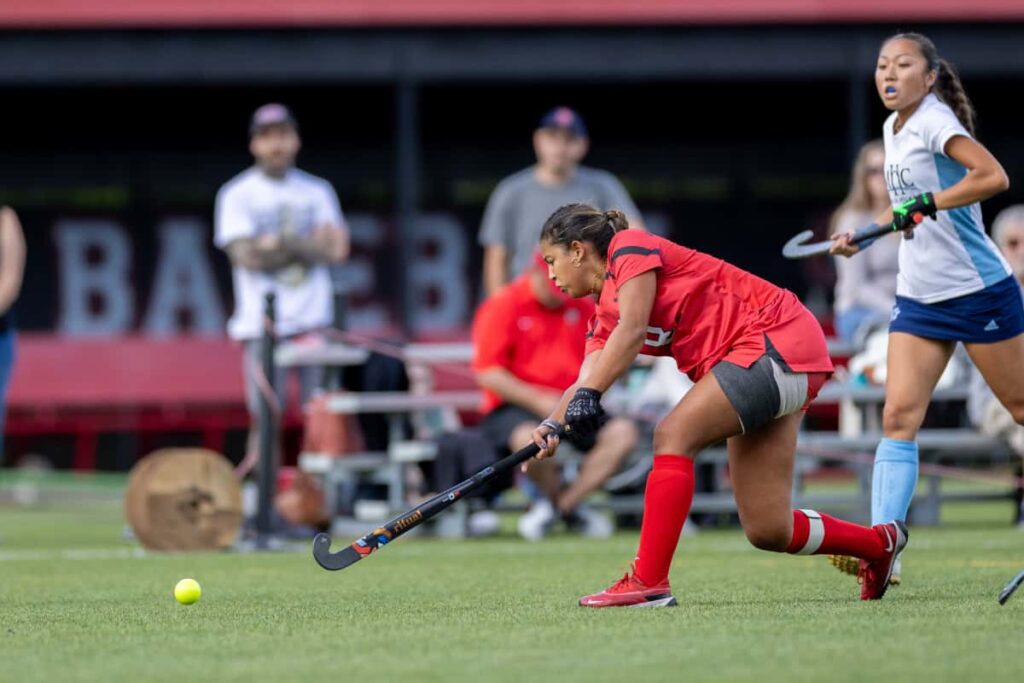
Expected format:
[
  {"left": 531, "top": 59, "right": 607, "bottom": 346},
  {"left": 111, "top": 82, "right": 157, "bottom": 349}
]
[{"left": 215, "top": 103, "right": 349, "bottom": 456}]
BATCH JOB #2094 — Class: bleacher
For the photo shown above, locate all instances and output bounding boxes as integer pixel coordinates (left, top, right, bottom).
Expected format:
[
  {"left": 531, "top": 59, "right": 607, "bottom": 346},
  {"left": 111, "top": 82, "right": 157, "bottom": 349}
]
[{"left": 280, "top": 337, "right": 1020, "bottom": 534}]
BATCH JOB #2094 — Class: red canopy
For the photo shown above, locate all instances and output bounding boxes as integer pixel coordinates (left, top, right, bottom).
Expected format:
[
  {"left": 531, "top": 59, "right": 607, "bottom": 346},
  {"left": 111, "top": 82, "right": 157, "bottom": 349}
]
[{"left": 2, "top": 0, "right": 1023, "bottom": 29}]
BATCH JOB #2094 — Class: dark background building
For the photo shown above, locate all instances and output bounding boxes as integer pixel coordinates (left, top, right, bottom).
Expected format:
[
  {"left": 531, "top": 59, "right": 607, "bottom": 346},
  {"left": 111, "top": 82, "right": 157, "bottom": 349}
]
[{"left": 3, "top": 4, "right": 1023, "bottom": 335}]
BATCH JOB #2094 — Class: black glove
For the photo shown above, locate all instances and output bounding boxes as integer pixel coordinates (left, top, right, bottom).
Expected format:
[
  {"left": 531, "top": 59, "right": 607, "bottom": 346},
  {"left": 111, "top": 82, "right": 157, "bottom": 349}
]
[
  {"left": 892, "top": 192, "right": 937, "bottom": 231},
  {"left": 563, "top": 387, "right": 607, "bottom": 451}
]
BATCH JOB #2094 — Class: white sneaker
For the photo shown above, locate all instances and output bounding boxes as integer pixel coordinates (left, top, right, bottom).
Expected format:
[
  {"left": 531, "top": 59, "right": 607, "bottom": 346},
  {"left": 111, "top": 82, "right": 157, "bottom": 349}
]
[
  {"left": 517, "top": 500, "right": 556, "bottom": 541},
  {"left": 467, "top": 510, "right": 501, "bottom": 538},
  {"left": 572, "top": 506, "right": 614, "bottom": 539}
]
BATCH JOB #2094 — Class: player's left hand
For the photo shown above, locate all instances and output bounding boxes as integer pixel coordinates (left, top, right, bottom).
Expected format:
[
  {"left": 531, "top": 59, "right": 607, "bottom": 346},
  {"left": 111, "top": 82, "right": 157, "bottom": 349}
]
[
  {"left": 892, "top": 192, "right": 937, "bottom": 232},
  {"left": 563, "top": 387, "right": 607, "bottom": 449},
  {"left": 523, "top": 419, "right": 563, "bottom": 472}
]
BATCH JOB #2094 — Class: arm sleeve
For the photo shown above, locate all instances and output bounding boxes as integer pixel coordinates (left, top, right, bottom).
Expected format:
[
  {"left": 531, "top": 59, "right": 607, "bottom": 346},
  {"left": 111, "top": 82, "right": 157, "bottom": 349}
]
[
  {"left": 471, "top": 296, "right": 515, "bottom": 373},
  {"left": 608, "top": 231, "right": 664, "bottom": 285},
  {"left": 598, "top": 173, "right": 643, "bottom": 225},
  {"left": 478, "top": 181, "right": 516, "bottom": 248},
  {"left": 214, "top": 183, "right": 256, "bottom": 249},
  {"left": 920, "top": 104, "right": 971, "bottom": 157}
]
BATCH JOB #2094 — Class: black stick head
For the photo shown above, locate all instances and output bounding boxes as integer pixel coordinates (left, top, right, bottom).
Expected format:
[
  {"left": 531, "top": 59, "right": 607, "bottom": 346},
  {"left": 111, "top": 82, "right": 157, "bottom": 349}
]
[{"left": 312, "top": 532, "right": 365, "bottom": 571}]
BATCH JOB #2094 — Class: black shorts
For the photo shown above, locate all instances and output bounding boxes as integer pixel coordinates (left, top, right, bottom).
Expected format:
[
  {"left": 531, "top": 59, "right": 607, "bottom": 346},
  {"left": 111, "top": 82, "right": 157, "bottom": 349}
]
[
  {"left": 710, "top": 350, "right": 825, "bottom": 435},
  {"left": 480, "top": 404, "right": 537, "bottom": 455}
]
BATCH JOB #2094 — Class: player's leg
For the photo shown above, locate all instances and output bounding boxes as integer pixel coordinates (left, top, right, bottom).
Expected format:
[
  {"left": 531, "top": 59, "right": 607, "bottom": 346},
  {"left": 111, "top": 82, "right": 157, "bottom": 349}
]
[
  {"left": 838, "top": 332, "right": 951, "bottom": 585},
  {"left": 873, "top": 332, "right": 954, "bottom": 527},
  {"left": 727, "top": 410, "right": 905, "bottom": 599},
  {"left": 578, "top": 372, "right": 743, "bottom": 607},
  {"left": 965, "top": 333, "right": 1024, "bottom": 427}
]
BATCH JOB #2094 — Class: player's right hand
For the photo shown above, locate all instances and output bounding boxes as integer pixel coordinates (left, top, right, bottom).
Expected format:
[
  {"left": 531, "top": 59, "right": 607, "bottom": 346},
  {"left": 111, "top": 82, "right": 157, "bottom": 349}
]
[{"left": 829, "top": 232, "right": 860, "bottom": 258}]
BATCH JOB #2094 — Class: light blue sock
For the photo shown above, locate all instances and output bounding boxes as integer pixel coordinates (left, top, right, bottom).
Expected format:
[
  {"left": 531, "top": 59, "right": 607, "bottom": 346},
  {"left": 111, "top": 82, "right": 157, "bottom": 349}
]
[{"left": 871, "top": 438, "right": 919, "bottom": 525}]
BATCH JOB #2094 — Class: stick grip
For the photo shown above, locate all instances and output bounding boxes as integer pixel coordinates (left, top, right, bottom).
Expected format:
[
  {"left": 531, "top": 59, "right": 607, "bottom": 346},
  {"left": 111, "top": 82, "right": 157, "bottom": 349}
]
[{"left": 851, "top": 212, "right": 924, "bottom": 247}]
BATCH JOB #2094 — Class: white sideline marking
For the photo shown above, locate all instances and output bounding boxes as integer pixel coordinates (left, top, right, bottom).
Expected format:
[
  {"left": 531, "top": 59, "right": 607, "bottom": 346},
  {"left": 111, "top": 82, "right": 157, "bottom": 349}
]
[{"left": 0, "top": 548, "right": 144, "bottom": 562}]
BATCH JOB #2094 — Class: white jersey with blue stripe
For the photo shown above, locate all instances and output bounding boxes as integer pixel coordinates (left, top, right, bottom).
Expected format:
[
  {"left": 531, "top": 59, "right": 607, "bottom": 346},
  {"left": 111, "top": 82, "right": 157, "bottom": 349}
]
[{"left": 883, "top": 93, "right": 1011, "bottom": 303}]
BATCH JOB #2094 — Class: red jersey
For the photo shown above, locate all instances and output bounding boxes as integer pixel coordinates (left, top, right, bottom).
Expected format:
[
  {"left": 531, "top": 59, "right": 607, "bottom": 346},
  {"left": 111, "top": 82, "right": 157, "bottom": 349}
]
[
  {"left": 585, "top": 231, "right": 834, "bottom": 382},
  {"left": 473, "top": 275, "right": 596, "bottom": 414}
]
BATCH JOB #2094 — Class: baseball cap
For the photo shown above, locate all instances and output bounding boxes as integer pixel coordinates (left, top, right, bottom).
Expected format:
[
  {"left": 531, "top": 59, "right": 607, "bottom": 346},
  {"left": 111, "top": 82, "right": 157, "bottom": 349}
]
[
  {"left": 249, "top": 103, "right": 298, "bottom": 136},
  {"left": 537, "top": 106, "right": 588, "bottom": 138}
]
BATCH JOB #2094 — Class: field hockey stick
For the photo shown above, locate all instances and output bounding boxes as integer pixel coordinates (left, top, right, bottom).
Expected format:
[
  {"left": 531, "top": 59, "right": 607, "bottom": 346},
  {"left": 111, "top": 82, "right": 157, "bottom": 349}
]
[
  {"left": 998, "top": 568, "right": 1024, "bottom": 605},
  {"left": 782, "top": 212, "right": 924, "bottom": 259},
  {"left": 313, "top": 425, "right": 567, "bottom": 571}
]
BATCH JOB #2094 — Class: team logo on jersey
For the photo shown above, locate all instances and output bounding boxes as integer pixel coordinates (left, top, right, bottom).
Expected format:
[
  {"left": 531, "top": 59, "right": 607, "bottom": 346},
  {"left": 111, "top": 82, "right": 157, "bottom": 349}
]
[
  {"left": 644, "top": 325, "right": 673, "bottom": 347},
  {"left": 885, "top": 164, "right": 919, "bottom": 197}
]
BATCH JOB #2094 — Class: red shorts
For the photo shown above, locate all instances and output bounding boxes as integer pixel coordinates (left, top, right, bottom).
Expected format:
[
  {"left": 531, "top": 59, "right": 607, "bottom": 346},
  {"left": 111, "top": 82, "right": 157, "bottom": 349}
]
[{"left": 717, "top": 290, "right": 835, "bottom": 376}]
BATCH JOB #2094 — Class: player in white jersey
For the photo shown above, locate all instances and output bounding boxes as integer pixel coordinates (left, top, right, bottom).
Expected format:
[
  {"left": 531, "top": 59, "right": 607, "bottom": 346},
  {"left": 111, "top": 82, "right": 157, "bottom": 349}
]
[
  {"left": 215, "top": 103, "right": 349, "bottom": 466},
  {"left": 830, "top": 32, "right": 1024, "bottom": 586}
]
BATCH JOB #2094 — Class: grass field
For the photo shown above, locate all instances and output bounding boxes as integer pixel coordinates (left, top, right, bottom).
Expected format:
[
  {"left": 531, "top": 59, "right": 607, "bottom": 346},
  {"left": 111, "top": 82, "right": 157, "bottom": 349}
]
[{"left": 2, "top": 477, "right": 1024, "bottom": 683}]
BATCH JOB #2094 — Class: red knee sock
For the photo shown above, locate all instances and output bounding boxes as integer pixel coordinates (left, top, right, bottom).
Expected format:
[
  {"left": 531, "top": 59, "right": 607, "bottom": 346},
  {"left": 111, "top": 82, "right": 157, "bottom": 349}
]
[
  {"left": 785, "top": 509, "right": 886, "bottom": 561},
  {"left": 633, "top": 455, "right": 695, "bottom": 586}
]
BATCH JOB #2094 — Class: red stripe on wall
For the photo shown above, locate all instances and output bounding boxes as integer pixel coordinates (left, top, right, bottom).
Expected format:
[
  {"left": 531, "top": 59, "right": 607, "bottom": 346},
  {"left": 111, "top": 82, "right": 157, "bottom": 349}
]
[{"left": 2, "top": 0, "right": 1023, "bottom": 29}]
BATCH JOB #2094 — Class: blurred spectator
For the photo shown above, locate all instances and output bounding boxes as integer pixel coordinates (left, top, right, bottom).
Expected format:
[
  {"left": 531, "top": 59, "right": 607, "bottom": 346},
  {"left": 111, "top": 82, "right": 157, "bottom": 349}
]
[
  {"left": 478, "top": 107, "right": 644, "bottom": 296},
  {"left": 214, "top": 104, "right": 349, "bottom": 464},
  {"left": 0, "top": 207, "right": 25, "bottom": 465},
  {"left": 966, "top": 205, "right": 1024, "bottom": 523},
  {"left": 472, "top": 252, "right": 638, "bottom": 540},
  {"left": 831, "top": 139, "right": 900, "bottom": 346}
]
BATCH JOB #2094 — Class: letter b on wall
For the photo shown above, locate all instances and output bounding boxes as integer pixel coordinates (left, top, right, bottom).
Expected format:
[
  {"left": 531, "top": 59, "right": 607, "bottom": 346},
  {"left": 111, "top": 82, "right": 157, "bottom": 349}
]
[{"left": 55, "top": 220, "right": 134, "bottom": 335}]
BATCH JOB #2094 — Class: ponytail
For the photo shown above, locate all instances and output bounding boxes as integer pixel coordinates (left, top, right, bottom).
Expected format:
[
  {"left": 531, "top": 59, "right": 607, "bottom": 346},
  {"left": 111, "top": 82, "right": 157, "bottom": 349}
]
[
  {"left": 540, "top": 203, "right": 631, "bottom": 258},
  {"left": 934, "top": 58, "right": 977, "bottom": 136}
]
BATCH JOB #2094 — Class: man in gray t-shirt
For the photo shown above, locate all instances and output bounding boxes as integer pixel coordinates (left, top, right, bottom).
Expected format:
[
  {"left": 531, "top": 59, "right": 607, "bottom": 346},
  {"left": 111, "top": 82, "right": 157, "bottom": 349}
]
[{"left": 478, "top": 107, "right": 644, "bottom": 295}]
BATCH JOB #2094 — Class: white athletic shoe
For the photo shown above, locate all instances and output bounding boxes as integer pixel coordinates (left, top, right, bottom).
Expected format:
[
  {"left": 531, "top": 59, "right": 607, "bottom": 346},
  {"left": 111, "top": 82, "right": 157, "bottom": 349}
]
[
  {"left": 570, "top": 505, "right": 614, "bottom": 539},
  {"left": 517, "top": 499, "right": 556, "bottom": 541},
  {"left": 467, "top": 510, "right": 501, "bottom": 538}
]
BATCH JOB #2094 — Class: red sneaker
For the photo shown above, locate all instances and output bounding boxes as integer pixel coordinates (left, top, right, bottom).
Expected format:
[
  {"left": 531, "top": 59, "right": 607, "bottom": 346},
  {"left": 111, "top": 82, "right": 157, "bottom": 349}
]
[
  {"left": 859, "top": 521, "right": 909, "bottom": 601},
  {"left": 578, "top": 568, "right": 677, "bottom": 608}
]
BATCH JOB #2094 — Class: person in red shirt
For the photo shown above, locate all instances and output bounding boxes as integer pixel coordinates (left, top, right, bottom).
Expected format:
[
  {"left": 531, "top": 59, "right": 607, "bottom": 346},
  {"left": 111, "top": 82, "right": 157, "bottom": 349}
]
[
  {"left": 473, "top": 251, "right": 638, "bottom": 540},
  {"left": 531, "top": 203, "right": 907, "bottom": 607}
]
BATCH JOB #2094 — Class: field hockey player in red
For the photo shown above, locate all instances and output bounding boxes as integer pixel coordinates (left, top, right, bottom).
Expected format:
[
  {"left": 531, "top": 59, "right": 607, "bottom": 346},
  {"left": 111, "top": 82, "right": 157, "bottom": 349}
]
[{"left": 529, "top": 203, "right": 907, "bottom": 607}]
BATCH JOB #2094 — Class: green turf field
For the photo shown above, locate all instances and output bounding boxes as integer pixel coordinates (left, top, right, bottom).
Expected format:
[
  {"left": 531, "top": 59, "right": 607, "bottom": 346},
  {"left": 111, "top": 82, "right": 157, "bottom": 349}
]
[{"left": 2, "top": 479, "right": 1023, "bottom": 683}]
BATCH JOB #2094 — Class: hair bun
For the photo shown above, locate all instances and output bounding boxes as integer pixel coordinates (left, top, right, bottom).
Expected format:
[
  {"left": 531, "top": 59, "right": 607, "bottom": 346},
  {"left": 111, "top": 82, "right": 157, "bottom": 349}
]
[{"left": 604, "top": 209, "right": 629, "bottom": 233}]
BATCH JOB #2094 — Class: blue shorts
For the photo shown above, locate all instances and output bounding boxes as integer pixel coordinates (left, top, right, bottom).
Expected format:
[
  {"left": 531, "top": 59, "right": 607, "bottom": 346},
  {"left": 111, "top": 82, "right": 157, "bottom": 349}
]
[{"left": 889, "top": 275, "right": 1024, "bottom": 343}]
